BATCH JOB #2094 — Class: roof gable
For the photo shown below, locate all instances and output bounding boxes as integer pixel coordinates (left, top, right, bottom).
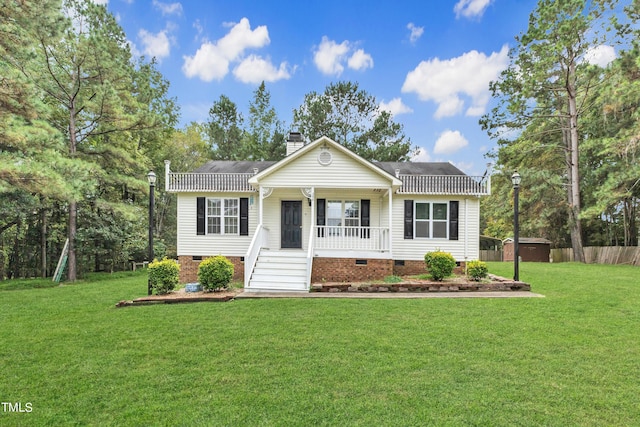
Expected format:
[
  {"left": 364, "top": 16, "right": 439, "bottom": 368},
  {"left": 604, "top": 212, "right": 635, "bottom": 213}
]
[{"left": 249, "top": 137, "right": 402, "bottom": 189}]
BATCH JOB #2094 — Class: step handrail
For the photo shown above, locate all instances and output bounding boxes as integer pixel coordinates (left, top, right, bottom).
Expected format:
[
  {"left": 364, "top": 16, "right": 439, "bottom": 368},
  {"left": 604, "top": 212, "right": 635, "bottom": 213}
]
[{"left": 245, "top": 224, "right": 268, "bottom": 288}]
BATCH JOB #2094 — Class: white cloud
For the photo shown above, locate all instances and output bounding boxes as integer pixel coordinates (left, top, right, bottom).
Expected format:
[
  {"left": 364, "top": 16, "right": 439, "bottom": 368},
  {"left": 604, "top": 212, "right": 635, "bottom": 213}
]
[
  {"left": 152, "top": 0, "right": 183, "bottom": 15},
  {"left": 314, "top": 37, "right": 350, "bottom": 76},
  {"left": 193, "top": 19, "right": 204, "bottom": 41},
  {"left": 313, "top": 37, "right": 373, "bottom": 76},
  {"left": 348, "top": 49, "right": 374, "bottom": 71},
  {"left": 233, "top": 55, "right": 292, "bottom": 84},
  {"left": 583, "top": 45, "right": 616, "bottom": 68},
  {"left": 454, "top": 0, "right": 494, "bottom": 19},
  {"left": 183, "top": 18, "right": 270, "bottom": 82},
  {"left": 453, "top": 161, "right": 474, "bottom": 174},
  {"left": 412, "top": 147, "right": 432, "bottom": 162},
  {"left": 402, "top": 45, "right": 509, "bottom": 119},
  {"left": 90, "top": 0, "right": 108, "bottom": 4},
  {"left": 127, "top": 40, "right": 141, "bottom": 58},
  {"left": 407, "top": 23, "right": 424, "bottom": 44},
  {"left": 138, "top": 29, "right": 171, "bottom": 61},
  {"left": 379, "top": 98, "right": 413, "bottom": 116},
  {"left": 434, "top": 130, "right": 469, "bottom": 154}
]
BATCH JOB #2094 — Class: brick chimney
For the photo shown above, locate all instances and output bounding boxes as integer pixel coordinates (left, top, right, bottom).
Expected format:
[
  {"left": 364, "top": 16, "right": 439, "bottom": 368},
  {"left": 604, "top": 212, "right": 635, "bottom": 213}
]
[{"left": 286, "top": 132, "right": 304, "bottom": 156}]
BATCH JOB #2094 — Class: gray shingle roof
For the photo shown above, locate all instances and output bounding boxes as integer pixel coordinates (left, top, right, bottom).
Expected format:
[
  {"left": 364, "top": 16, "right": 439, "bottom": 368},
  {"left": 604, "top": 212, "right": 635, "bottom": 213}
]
[
  {"left": 174, "top": 160, "right": 487, "bottom": 195},
  {"left": 193, "top": 161, "right": 277, "bottom": 174},
  {"left": 192, "top": 160, "right": 466, "bottom": 176},
  {"left": 375, "top": 162, "right": 466, "bottom": 176}
]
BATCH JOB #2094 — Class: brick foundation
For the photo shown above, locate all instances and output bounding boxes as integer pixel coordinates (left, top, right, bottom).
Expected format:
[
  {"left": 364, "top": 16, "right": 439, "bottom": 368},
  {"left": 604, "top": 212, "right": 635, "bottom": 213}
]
[
  {"left": 178, "top": 255, "right": 244, "bottom": 284},
  {"left": 393, "top": 260, "right": 466, "bottom": 276},
  {"left": 392, "top": 260, "right": 426, "bottom": 276},
  {"left": 311, "top": 257, "right": 394, "bottom": 283}
]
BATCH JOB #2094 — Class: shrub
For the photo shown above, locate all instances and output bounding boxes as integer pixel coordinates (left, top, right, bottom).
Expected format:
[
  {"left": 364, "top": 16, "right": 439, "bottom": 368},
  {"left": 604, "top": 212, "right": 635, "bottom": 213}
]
[
  {"left": 467, "top": 260, "right": 488, "bottom": 281},
  {"left": 198, "top": 256, "right": 234, "bottom": 291},
  {"left": 424, "top": 250, "right": 456, "bottom": 281},
  {"left": 383, "top": 275, "right": 403, "bottom": 284},
  {"left": 148, "top": 257, "right": 180, "bottom": 295}
]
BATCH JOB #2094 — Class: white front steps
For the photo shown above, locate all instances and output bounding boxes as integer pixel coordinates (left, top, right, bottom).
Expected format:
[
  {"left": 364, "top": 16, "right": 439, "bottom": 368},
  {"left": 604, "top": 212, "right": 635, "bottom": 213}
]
[{"left": 246, "top": 250, "right": 309, "bottom": 292}]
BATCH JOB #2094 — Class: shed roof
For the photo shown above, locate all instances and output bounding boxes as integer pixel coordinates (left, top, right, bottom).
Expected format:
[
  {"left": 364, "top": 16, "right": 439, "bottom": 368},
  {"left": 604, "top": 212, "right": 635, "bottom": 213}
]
[{"left": 503, "top": 237, "right": 552, "bottom": 245}]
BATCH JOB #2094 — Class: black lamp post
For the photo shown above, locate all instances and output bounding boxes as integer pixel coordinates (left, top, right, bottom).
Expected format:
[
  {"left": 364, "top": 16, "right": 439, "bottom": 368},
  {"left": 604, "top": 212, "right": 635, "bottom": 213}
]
[
  {"left": 147, "top": 170, "right": 156, "bottom": 295},
  {"left": 512, "top": 171, "right": 521, "bottom": 281}
]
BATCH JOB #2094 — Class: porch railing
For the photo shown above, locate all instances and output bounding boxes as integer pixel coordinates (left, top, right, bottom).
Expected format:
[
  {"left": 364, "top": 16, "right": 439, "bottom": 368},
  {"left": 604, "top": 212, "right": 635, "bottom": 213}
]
[
  {"left": 245, "top": 224, "right": 269, "bottom": 288},
  {"left": 313, "top": 226, "right": 390, "bottom": 252},
  {"left": 167, "top": 172, "right": 256, "bottom": 192},
  {"left": 398, "top": 174, "right": 490, "bottom": 195}
]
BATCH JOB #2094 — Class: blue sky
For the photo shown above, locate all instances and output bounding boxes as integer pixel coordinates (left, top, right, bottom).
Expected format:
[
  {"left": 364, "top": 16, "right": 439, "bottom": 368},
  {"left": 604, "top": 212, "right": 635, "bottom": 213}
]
[{"left": 99, "top": 0, "right": 554, "bottom": 175}]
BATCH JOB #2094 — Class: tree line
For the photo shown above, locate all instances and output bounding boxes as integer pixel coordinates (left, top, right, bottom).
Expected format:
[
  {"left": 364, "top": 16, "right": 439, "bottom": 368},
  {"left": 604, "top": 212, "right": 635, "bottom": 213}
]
[
  {"left": 481, "top": 0, "right": 640, "bottom": 260},
  {"left": 0, "top": 0, "right": 413, "bottom": 280},
  {"left": 3, "top": 0, "right": 638, "bottom": 280}
]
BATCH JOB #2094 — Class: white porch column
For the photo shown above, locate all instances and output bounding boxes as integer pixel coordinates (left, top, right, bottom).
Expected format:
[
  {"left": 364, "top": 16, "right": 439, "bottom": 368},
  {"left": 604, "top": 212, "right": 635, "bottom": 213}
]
[
  {"left": 388, "top": 186, "right": 393, "bottom": 256},
  {"left": 258, "top": 185, "right": 263, "bottom": 225}
]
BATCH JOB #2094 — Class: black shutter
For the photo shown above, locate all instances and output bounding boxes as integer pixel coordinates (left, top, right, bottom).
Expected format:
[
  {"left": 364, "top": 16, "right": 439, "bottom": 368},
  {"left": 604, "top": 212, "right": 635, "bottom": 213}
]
[
  {"left": 404, "top": 200, "right": 413, "bottom": 239},
  {"left": 197, "top": 197, "right": 206, "bottom": 235},
  {"left": 361, "top": 199, "right": 370, "bottom": 238},
  {"left": 317, "top": 199, "right": 326, "bottom": 237},
  {"left": 239, "top": 198, "right": 249, "bottom": 236},
  {"left": 449, "top": 201, "right": 459, "bottom": 241}
]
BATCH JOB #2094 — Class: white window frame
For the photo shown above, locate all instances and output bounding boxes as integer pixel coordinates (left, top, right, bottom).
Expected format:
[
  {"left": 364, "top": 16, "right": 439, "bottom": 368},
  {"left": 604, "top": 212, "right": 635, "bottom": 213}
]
[
  {"left": 207, "top": 198, "right": 239, "bottom": 235},
  {"left": 326, "top": 200, "right": 360, "bottom": 237},
  {"left": 414, "top": 201, "right": 448, "bottom": 239}
]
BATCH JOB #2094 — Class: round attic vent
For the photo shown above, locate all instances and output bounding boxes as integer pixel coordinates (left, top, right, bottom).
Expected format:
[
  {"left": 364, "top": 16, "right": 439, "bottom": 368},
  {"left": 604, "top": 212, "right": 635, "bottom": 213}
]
[{"left": 318, "top": 149, "right": 332, "bottom": 166}]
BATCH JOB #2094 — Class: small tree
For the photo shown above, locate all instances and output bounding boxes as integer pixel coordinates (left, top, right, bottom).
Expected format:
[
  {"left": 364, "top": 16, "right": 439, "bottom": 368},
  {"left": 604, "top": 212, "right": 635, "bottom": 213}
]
[
  {"left": 198, "top": 256, "right": 234, "bottom": 291},
  {"left": 424, "top": 251, "right": 456, "bottom": 281},
  {"left": 148, "top": 258, "right": 180, "bottom": 295}
]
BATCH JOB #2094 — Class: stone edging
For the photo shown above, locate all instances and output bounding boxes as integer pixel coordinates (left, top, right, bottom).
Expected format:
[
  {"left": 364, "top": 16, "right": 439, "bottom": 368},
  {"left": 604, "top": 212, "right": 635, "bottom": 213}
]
[{"left": 311, "top": 274, "right": 530, "bottom": 293}]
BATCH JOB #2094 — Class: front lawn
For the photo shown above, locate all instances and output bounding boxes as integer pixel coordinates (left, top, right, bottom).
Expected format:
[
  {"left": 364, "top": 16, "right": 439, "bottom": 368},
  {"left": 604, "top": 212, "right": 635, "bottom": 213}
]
[{"left": 0, "top": 263, "right": 638, "bottom": 425}]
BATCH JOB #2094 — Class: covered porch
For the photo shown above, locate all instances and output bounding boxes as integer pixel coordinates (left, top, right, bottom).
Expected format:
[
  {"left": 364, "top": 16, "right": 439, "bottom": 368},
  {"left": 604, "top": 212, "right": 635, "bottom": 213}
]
[{"left": 243, "top": 185, "right": 395, "bottom": 292}]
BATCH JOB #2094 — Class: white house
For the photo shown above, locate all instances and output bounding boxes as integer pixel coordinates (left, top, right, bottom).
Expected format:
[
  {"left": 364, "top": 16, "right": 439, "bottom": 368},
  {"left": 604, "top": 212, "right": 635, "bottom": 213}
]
[{"left": 165, "top": 134, "right": 490, "bottom": 292}]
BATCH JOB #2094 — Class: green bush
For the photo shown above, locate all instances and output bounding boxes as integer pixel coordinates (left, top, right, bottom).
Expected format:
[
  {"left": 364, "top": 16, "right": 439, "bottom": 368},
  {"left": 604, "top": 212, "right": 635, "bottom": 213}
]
[
  {"left": 424, "top": 250, "right": 456, "bottom": 281},
  {"left": 148, "top": 257, "right": 180, "bottom": 295},
  {"left": 467, "top": 260, "right": 488, "bottom": 281},
  {"left": 198, "top": 256, "right": 234, "bottom": 291}
]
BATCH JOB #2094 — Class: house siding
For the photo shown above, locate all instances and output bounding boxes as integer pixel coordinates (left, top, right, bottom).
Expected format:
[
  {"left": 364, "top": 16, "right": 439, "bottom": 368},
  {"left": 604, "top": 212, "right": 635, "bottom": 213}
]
[
  {"left": 262, "top": 188, "right": 311, "bottom": 250},
  {"left": 392, "top": 196, "right": 480, "bottom": 262},
  {"left": 259, "top": 144, "right": 392, "bottom": 189},
  {"left": 176, "top": 192, "right": 257, "bottom": 257}
]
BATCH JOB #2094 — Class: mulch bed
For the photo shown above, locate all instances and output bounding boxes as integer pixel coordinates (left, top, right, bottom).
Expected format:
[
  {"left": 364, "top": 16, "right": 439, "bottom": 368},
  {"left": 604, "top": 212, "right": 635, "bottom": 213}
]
[
  {"left": 311, "top": 274, "right": 530, "bottom": 293},
  {"left": 115, "top": 288, "right": 241, "bottom": 307}
]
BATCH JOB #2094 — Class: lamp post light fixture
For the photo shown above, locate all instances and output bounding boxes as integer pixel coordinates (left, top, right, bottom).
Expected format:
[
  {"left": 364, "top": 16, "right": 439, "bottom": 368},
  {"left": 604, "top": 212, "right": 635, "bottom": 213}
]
[
  {"left": 147, "top": 170, "right": 156, "bottom": 295},
  {"left": 511, "top": 170, "right": 521, "bottom": 282}
]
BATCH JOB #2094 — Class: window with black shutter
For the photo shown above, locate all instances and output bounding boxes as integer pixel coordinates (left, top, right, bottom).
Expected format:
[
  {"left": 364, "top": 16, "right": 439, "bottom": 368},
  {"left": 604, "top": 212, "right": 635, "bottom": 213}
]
[
  {"left": 361, "top": 199, "right": 370, "bottom": 238},
  {"left": 404, "top": 199, "right": 413, "bottom": 239},
  {"left": 316, "top": 198, "right": 326, "bottom": 237},
  {"left": 240, "top": 197, "right": 249, "bottom": 236},
  {"left": 449, "top": 201, "right": 459, "bottom": 241},
  {"left": 196, "top": 197, "right": 206, "bottom": 235}
]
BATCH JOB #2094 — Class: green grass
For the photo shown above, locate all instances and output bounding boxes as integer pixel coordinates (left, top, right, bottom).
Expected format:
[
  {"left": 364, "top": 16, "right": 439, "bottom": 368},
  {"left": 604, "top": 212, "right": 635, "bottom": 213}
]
[{"left": 1, "top": 263, "right": 639, "bottom": 426}]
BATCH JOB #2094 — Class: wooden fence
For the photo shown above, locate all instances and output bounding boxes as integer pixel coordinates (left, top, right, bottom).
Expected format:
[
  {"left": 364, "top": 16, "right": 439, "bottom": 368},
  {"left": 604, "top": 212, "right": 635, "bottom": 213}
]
[
  {"left": 550, "top": 247, "right": 640, "bottom": 266},
  {"left": 481, "top": 246, "right": 640, "bottom": 266},
  {"left": 480, "top": 250, "right": 503, "bottom": 262}
]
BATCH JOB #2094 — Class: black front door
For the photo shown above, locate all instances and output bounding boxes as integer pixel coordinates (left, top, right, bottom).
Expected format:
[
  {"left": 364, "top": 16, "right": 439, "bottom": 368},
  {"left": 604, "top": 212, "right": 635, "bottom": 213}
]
[{"left": 281, "top": 201, "right": 302, "bottom": 248}]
